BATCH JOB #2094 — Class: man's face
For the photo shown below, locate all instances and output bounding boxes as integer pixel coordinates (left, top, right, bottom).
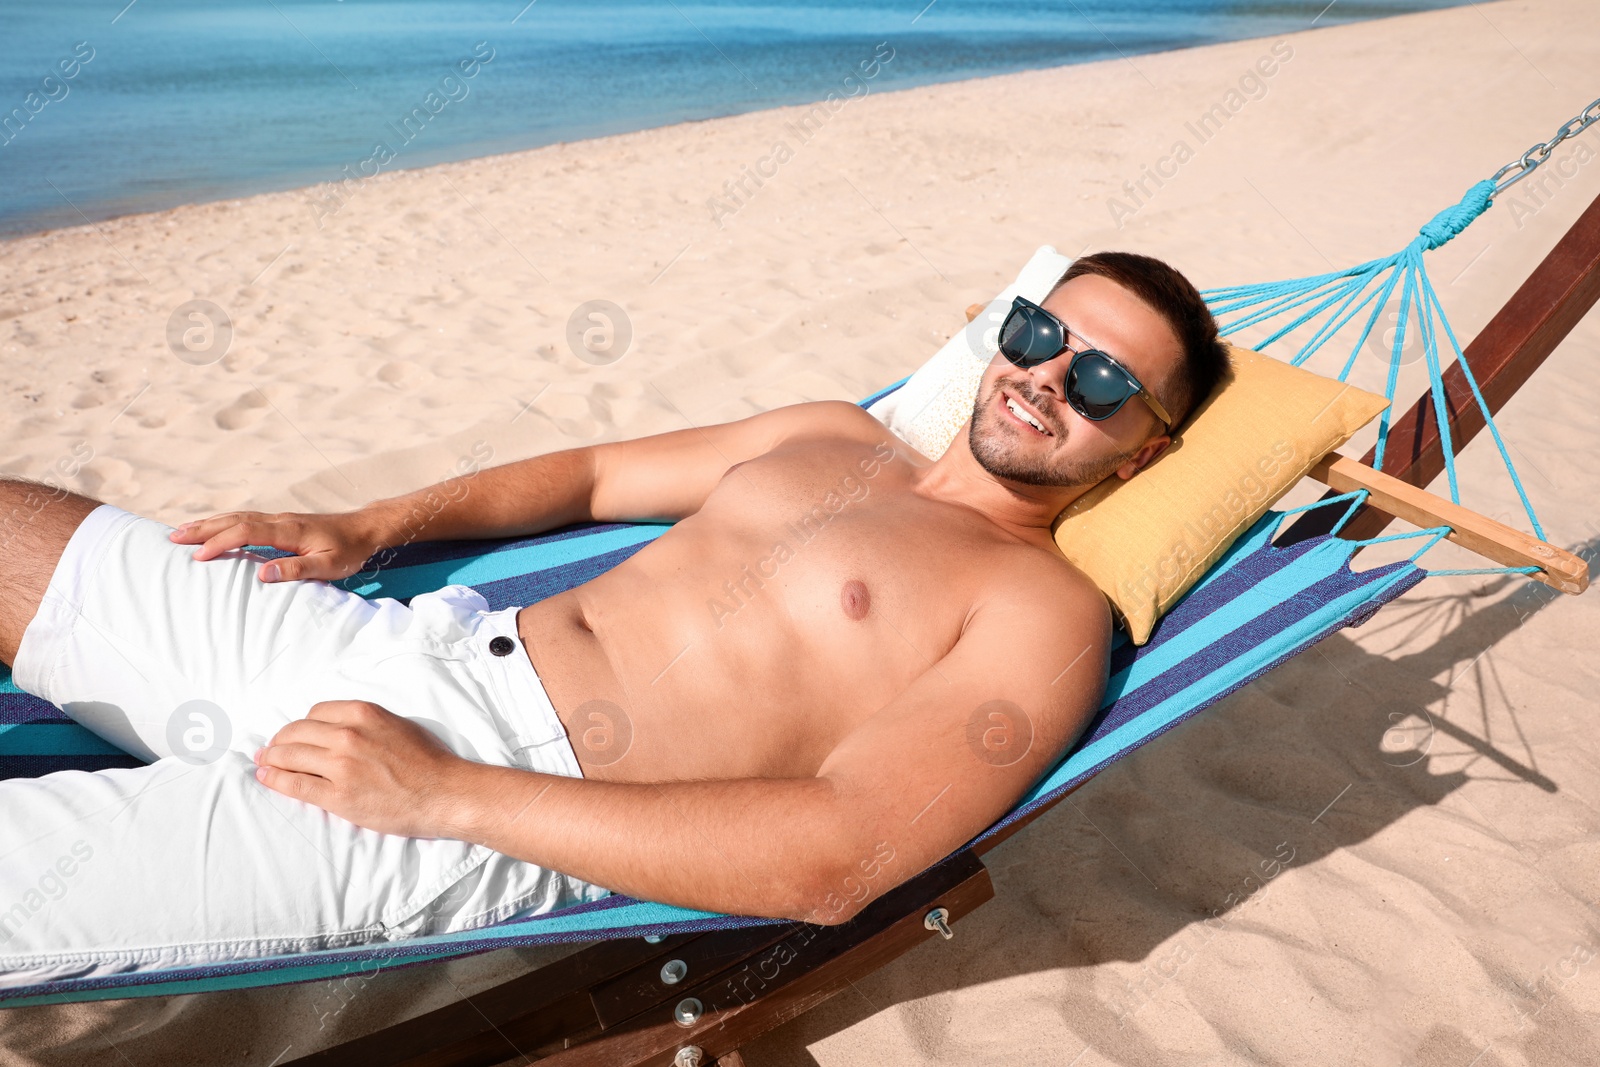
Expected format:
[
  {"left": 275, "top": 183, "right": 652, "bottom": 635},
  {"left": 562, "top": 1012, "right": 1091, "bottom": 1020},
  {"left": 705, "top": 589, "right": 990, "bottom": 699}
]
[{"left": 969, "top": 274, "right": 1182, "bottom": 488}]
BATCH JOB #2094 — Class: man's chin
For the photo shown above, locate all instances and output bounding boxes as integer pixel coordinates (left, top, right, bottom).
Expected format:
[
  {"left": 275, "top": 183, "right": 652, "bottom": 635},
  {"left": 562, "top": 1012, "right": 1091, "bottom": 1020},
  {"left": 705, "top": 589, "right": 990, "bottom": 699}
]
[
  {"left": 969, "top": 423, "right": 1126, "bottom": 489},
  {"left": 969, "top": 429, "right": 1072, "bottom": 487}
]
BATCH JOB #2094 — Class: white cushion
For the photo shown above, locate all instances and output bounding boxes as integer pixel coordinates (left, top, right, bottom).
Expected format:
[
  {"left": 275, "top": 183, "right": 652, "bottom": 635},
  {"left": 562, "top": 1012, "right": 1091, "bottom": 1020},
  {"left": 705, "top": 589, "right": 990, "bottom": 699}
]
[{"left": 867, "top": 245, "right": 1075, "bottom": 457}]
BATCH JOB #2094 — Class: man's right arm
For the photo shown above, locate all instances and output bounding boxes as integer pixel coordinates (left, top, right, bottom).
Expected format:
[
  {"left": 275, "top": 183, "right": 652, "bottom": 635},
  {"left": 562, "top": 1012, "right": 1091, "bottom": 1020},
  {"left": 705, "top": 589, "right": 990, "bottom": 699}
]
[
  {"left": 371, "top": 398, "right": 881, "bottom": 535},
  {"left": 172, "top": 400, "right": 885, "bottom": 582}
]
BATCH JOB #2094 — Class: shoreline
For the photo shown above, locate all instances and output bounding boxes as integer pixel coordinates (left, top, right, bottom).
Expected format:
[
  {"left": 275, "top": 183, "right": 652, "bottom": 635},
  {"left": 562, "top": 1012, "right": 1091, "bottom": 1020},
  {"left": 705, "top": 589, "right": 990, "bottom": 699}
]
[{"left": 3, "top": 3, "right": 1472, "bottom": 246}]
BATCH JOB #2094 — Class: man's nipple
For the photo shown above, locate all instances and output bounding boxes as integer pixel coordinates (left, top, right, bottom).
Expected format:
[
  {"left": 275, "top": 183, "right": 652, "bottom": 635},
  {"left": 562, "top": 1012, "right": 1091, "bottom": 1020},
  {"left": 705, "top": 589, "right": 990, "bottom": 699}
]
[{"left": 840, "top": 579, "right": 871, "bottom": 621}]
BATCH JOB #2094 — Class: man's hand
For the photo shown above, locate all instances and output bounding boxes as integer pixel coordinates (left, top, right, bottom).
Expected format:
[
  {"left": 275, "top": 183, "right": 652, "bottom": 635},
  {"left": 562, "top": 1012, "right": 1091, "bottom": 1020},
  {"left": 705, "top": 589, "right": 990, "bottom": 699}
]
[
  {"left": 253, "top": 700, "right": 472, "bottom": 840},
  {"left": 169, "top": 510, "right": 384, "bottom": 583}
]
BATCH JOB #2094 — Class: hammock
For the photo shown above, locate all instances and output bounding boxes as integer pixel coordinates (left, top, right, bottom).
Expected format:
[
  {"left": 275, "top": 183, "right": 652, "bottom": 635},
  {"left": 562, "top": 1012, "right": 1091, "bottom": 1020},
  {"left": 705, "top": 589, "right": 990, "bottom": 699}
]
[
  {"left": 0, "top": 478, "right": 1425, "bottom": 1008},
  {"left": 0, "top": 97, "right": 1593, "bottom": 1027}
]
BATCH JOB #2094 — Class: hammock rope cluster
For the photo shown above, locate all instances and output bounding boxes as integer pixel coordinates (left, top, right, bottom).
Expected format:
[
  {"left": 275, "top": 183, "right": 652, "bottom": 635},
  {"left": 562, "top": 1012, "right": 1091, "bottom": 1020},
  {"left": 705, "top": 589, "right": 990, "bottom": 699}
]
[{"left": 1197, "top": 93, "right": 1600, "bottom": 580}]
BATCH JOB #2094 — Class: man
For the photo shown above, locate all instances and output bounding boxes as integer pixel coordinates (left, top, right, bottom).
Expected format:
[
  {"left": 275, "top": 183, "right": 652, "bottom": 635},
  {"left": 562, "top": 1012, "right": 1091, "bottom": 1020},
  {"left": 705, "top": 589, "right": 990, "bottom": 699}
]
[{"left": 0, "top": 252, "right": 1226, "bottom": 985}]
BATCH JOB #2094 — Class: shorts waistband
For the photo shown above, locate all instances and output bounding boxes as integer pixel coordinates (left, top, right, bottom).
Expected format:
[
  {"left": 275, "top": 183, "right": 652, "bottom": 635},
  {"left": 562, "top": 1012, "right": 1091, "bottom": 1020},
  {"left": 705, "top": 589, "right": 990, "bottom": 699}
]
[{"left": 460, "top": 600, "right": 587, "bottom": 781}]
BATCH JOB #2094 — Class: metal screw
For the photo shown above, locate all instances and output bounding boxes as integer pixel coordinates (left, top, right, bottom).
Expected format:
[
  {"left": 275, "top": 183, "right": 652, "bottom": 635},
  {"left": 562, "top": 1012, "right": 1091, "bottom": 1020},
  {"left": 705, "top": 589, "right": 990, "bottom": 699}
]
[
  {"left": 924, "top": 907, "right": 953, "bottom": 940},
  {"left": 661, "top": 958, "right": 688, "bottom": 985},
  {"left": 674, "top": 997, "right": 704, "bottom": 1027},
  {"left": 674, "top": 1047, "right": 704, "bottom": 1067},
  {"left": 643, "top": 934, "right": 664, "bottom": 943}
]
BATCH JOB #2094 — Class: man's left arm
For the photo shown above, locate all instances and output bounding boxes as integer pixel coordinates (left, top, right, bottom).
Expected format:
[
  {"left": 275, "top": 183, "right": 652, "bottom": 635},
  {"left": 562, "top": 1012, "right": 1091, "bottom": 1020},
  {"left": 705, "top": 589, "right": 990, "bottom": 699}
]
[{"left": 253, "top": 570, "right": 1111, "bottom": 924}]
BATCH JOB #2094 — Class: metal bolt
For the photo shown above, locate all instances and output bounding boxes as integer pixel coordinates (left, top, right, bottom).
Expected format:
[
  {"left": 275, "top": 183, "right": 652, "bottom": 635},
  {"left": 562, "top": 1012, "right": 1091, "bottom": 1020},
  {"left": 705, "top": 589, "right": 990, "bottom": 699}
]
[
  {"left": 924, "top": 906, "right": 953, "bottom": 940},
  {"left": 673, "top": 1047, "right": 704, "bottom": 1067},
  {"left": 674, "top": 997, "right": 704, "bottom": 1027},
  {"left": 661, "top": 958, "right": 689, "bottom": 985}
]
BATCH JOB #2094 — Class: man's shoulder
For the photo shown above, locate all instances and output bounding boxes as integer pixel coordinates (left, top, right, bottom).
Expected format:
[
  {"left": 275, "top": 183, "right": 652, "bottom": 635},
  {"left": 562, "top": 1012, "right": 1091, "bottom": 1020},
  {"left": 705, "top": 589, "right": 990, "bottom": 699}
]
[
  {"left": 972, "top": 544, "right": 1113, "bottom": 652},
  {"left": 752, "top": 399, "right": 900, "bottom": 449}
]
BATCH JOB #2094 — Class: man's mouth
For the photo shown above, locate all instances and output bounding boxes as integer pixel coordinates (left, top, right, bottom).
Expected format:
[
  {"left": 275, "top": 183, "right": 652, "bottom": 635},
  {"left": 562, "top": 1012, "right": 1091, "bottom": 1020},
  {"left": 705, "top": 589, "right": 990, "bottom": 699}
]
[{"left": 999, "top": 388, "right": 1052, "bottom": 437}]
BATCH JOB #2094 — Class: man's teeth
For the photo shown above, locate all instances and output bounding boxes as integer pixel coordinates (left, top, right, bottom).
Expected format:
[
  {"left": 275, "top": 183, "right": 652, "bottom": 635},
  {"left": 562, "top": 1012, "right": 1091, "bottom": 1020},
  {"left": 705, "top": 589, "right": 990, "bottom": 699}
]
[{"left": 1006, "top": 397, "right": 1047, "bottom": 434}]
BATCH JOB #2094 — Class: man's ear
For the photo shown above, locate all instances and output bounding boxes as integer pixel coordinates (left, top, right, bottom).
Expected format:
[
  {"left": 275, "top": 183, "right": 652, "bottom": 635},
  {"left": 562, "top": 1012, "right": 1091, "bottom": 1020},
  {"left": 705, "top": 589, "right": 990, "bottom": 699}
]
[{"left": 1114, "top": 434, "right": 1171, "bottom": 481}]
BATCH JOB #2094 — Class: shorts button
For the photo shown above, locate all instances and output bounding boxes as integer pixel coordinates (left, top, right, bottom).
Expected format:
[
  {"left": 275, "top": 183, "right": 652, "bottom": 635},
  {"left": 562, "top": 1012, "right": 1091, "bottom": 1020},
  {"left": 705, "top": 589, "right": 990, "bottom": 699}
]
[{"left": 489, "top": 635, "right": 516, "bottom": 657}]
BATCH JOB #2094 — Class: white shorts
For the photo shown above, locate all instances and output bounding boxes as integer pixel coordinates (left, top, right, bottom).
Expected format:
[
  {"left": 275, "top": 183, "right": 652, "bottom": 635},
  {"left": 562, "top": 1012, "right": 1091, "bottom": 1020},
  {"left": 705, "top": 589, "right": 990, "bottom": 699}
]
[{"left": 1, "top": 504, "right": 606, "bottom": 989}]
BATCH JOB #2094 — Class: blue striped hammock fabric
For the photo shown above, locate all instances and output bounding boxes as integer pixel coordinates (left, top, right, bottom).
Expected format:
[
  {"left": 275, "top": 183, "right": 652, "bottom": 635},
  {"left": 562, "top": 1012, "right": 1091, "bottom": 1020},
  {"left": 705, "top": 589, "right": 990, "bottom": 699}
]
[{"left": 0, "top": 380, "right": 1427, "bottom": 1007}]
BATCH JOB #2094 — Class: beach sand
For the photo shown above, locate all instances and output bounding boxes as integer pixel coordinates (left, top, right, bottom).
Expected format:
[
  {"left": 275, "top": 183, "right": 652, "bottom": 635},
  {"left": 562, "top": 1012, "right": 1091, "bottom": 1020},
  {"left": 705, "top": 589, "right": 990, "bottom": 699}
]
[{"left": 3, "top": 0, "right": 1600, "bottom": 1062}]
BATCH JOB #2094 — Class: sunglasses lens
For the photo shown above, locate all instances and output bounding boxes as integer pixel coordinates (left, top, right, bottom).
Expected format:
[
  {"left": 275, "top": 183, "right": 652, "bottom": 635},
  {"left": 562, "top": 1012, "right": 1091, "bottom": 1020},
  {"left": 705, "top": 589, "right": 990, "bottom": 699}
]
[
  {"left": 998, "top": 307, "right": 1061, "bottom": 366},
  {"left": 1067, "top": 353, "right": 1136, "bottom": 419}
]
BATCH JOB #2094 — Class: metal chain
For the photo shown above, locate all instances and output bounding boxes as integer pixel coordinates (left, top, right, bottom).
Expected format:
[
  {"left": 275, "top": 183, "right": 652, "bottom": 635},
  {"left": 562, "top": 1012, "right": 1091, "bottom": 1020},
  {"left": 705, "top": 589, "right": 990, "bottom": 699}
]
[{"left": 1490, "top": 95, "right": 1600, "bottom": 194}]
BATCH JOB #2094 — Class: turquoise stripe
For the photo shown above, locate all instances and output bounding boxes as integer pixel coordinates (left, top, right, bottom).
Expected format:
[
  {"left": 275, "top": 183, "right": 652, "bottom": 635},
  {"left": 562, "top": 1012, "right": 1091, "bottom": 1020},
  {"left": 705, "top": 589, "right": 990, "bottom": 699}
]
[
  {"left": 0, "top": 950, "right": 472, "bottom": 1007},
  {"left": 1023, "top": 563, "right": 1415, "bottom": 806},
  {"left": 0, "top": 671, "right": 21, "bottom": 696},
  {"left": 0, "top": 901, "right": 734, "bottom": 1004},
  {"left": 0, "top": 723, "right": 127, "bottom": 757},
  {"left": 339, "top": 525, "right": 669, "bottom": 599},
  {"left": 1106, "top": 533, "right": 1351, "bottom": 704},
  {"left": 421, "top": 898, "right": 723, "bottom": 947}
]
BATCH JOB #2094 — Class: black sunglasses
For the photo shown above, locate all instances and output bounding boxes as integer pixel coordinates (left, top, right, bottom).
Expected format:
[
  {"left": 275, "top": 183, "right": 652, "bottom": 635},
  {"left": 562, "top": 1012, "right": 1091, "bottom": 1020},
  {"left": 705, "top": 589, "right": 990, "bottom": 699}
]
[{"left": 997, "top": 296, "right": 1172, "bottom": 433}]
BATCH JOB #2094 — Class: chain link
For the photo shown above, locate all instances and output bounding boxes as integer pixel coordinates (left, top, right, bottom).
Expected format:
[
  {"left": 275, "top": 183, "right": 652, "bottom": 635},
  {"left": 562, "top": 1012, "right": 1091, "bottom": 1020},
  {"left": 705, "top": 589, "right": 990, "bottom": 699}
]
[{"left": 1490, "top": 96, "right": 1600, "bottom": 194}]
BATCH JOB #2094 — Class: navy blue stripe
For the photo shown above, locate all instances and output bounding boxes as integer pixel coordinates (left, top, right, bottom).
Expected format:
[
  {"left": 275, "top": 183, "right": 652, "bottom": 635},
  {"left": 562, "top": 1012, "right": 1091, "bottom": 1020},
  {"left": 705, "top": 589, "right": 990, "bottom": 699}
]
[
  {"left": 1135, "top": 532, "right": 1321, "bottom": 650},
  {"left": 1, "top": 754, "right": 144, "bottom": 778},
  {"left": 0, "top": 693, "right": 66, "bottom": 726},
  {"left": 396, "top": 541, "right": 659, "bottom": 612},
  {"left": 974, "top": 560, "right": 1426, "bottom": 847},
  {"left": 1094, "top": 561, "right": 1404, "bottom": 733}
]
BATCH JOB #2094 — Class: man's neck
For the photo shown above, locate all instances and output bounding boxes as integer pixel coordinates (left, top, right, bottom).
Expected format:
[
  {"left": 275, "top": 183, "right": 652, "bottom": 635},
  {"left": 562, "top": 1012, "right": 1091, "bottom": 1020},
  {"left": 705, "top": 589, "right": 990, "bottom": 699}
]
[{"left": 911, "top": 435, "right": 1097, "bottom": 552}]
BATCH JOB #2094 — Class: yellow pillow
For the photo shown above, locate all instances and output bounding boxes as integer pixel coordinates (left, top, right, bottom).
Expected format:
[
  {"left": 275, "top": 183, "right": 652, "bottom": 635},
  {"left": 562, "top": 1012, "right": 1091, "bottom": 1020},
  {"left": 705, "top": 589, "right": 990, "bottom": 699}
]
[{"left": 1051, "top": 343, "right": 1389, "bottom": 645}]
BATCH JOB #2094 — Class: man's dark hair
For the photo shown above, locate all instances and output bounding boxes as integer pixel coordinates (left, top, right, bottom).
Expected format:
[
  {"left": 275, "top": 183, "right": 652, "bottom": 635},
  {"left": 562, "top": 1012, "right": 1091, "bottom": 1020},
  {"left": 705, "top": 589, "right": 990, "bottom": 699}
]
[{"left": 1046, "top": 251, "right": 1229, "bottom": 431}]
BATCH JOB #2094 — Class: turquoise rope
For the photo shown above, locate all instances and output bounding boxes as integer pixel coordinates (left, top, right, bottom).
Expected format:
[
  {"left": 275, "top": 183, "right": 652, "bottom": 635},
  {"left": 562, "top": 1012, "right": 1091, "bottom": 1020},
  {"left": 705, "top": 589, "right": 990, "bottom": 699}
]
[
  {"left": 1417, "top": 263, "right": 1548, "bottom": 540},
  {"left": 1197, "top": 177, "right": 1554, "bottom": 574}
]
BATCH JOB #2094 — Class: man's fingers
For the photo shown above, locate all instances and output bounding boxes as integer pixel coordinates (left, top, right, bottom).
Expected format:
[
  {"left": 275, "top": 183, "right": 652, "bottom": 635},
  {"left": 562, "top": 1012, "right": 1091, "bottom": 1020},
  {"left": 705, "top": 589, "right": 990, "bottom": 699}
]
[
  {"left": 169, "top": 512, "right": 258, "bottom": 544},
  {"left": 188, "top": 521, "right": 274, "bottom": 562},
  {"left": 256, "top": 739, "right": 339, "bottom": 777},
  {"left": 305, "top": 699, "right": 380, "bottom": 726},
  {"left": 255, "top": 763, "right": 331, "bottom": 805},
  {"left": 264, "top": 716, "right": 353, "bottom": 749},
  {"left": 260, "top": 554, "right": 306, "bottom": 583}
]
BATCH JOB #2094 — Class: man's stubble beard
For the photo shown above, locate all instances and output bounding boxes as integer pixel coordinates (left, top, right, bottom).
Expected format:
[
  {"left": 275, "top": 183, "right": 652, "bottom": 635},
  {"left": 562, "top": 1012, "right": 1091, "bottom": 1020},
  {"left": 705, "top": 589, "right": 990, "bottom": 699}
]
[{"left": 967, "top": 380, "right": 1143, "bottom": 488}]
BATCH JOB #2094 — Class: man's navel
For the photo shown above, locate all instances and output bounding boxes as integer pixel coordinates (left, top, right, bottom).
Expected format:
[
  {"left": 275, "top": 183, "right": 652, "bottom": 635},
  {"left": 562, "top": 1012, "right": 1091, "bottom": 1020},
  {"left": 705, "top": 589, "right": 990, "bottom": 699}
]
[{"left": 840, "top": 579, "right": 871, "bottom": 621}]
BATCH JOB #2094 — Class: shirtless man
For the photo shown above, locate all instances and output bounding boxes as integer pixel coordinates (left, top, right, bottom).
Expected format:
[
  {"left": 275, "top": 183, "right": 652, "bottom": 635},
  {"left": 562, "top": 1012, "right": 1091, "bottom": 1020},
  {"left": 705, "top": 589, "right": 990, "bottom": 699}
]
[{"left": 0, "top": 252, "right": 1225, "bottom": 983}]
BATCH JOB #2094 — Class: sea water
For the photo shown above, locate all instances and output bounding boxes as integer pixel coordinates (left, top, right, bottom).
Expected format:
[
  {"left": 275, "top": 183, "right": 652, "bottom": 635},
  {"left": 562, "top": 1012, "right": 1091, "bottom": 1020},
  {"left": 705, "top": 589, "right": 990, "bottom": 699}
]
[{"left": 0, "top": 0, "right": 1470, "bottom": 236}]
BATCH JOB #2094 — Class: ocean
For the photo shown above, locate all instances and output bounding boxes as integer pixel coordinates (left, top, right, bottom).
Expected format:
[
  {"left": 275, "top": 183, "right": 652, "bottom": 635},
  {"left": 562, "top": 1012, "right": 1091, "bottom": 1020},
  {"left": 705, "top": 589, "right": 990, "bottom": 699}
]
[{"left": 0, "top": 0, "right": 1471, "bottom": 237}]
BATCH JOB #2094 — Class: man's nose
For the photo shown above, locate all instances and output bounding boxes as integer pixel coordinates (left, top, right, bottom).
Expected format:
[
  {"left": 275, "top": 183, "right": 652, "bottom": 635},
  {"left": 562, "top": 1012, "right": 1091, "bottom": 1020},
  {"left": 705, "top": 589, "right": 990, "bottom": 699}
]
[{"left": 1024, "top": 350, "right": 1071, "bottom": 401}]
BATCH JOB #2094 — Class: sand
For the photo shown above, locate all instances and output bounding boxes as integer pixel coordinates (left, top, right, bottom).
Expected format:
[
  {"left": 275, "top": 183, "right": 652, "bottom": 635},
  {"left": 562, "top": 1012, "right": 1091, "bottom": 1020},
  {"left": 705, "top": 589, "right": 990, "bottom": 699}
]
[{"left": 3, "top": 0, "right": 1600, "bottom": 1062}]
